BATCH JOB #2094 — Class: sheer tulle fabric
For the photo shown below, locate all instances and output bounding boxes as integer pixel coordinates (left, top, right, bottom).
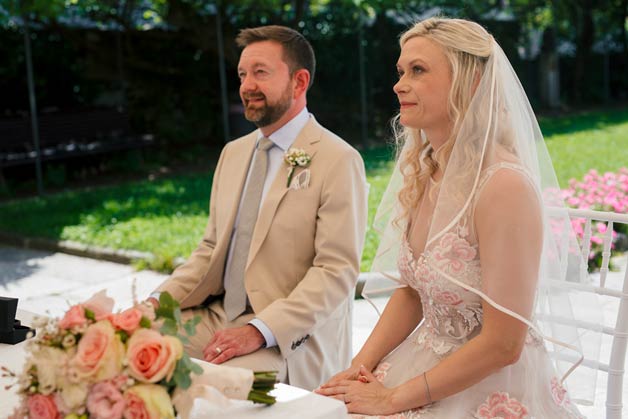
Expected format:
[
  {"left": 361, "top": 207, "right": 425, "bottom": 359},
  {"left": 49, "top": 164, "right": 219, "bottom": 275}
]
[{"left": 363, "top": 41, "right": 602, "bottom": 414}]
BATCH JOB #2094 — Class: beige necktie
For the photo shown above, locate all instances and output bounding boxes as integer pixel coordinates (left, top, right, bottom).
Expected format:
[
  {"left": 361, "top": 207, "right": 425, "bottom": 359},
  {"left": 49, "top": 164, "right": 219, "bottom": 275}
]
[{"left": 224, "top": 137, "right": 274, "bottom": 321}]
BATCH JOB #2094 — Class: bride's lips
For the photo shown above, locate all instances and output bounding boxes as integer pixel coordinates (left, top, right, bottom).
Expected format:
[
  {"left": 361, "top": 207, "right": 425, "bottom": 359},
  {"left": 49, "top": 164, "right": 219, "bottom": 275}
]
[{"left": 399, "top": 102, "right": 417, "bottom": 109}]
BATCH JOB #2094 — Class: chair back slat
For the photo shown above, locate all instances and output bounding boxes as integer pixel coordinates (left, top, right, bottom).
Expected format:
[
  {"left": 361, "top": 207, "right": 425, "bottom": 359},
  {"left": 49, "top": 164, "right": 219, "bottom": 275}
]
[
  {"left": 562, "top": 208, "right": 628, "bottom": 419},
  {"left": 583, "top": 218, "right": 593, "bottom": 262},
  {"left": 600, "top": 221, "right": 614, "bottom": 288}
]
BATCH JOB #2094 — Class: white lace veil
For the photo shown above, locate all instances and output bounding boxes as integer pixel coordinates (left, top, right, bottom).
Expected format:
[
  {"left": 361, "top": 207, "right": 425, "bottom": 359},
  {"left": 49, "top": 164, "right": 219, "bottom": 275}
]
[{"left": 363, "top": 18, "right": 602, "bottom": 404}]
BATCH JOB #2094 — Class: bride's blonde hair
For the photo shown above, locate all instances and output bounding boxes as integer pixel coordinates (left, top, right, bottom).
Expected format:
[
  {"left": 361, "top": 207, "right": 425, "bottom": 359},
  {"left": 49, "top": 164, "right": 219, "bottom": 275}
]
[{"left": 395, "top": 17, "right": 493, "bottom": 223}]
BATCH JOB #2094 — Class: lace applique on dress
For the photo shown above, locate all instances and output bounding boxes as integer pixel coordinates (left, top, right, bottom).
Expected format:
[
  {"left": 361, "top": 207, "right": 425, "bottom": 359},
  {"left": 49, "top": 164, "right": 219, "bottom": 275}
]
[
  {"left": 474, "top": 392, "right": 530, "bottom": 419},
  {"left": 399, "top": 222, "right": 483, "bottom": 357}
]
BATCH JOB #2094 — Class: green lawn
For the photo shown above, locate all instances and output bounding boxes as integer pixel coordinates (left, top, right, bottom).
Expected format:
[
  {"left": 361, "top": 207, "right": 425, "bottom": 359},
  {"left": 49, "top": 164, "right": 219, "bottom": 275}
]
[
  {"left": 0, "top": 108, "right": 626, "bottom": 272},
  {"left": 540, "top": 108, "right": 628, "bottom": 188}
]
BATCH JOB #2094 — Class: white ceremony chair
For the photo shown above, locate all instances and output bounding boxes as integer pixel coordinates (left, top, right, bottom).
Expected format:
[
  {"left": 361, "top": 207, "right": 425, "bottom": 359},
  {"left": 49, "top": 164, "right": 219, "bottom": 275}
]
[{"left": 559, "top": 208, "right": 628, "bottom": 419}]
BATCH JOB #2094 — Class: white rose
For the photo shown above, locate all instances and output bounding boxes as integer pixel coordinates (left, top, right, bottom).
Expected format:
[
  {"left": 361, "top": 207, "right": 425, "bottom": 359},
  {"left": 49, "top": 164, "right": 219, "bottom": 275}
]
[
  {"left": 61, "top": 382, "right": 89, "bottom": 412},
  {"left": 33, "top": 346, "right": 66, "bottom": 395}
]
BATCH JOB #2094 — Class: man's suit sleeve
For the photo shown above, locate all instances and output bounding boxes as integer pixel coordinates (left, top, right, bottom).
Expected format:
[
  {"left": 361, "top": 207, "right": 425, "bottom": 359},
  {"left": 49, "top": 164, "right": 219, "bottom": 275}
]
[
  {"left": 153, "top": 145, "right": 228, "bottom": 304},
  {"left": 256, "top": 147, "right": 368, "bottom": 357}
]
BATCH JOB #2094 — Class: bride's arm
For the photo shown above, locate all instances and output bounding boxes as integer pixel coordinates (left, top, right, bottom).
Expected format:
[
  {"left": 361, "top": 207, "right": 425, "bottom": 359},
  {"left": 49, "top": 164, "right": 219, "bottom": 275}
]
[
  {"left": 353, "top": 286, "right": 423, "bottom": 370},
  {"left": 386, "top": 170, "right": 542, "bottom": 413},
  {"left": 319, "top": 286, "right": 423, "bottom": 388}
]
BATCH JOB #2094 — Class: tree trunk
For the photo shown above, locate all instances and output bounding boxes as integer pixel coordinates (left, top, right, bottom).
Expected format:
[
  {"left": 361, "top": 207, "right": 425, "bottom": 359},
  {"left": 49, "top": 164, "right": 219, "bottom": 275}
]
[
  {"left": 293, "top": 0, "right": 308, "bottom": 26},
  {"left": 621, "top": 0, "right": 628, "bottom": 58},
  {"left": 572, "top": 0, "right": 595, "bottom": 103}
]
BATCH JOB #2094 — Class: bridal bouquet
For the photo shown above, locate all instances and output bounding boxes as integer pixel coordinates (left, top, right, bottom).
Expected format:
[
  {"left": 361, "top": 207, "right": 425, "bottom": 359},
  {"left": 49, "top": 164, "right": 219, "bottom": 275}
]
[{"left": 5, "top": 291, "right": 277, "bottom": 419}]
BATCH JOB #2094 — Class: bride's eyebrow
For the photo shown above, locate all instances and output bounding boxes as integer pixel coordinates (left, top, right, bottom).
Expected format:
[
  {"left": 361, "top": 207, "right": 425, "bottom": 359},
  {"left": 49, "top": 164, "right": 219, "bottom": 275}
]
[
  {"left": 408, "top": 58, "right": 428, "bottom": 68},
  {"left": 397, "top": 58, "right": 429, "bottom": 69}
]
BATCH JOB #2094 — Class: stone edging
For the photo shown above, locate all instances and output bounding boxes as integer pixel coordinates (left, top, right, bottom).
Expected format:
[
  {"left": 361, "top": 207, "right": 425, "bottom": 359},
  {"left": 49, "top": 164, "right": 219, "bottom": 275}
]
[{"left": 0, "top": 231, "right": 154, "bottom": 265}]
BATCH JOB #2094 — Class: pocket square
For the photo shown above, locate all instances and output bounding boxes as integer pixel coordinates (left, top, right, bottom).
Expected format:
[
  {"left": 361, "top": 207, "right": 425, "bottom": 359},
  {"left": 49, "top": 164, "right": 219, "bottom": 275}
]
[{"left": 289, "top": 169, "right": 310, "bottom": 190}]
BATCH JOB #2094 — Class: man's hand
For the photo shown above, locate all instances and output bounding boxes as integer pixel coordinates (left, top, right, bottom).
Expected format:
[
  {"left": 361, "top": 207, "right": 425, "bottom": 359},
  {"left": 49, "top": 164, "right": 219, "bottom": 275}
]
[{"left": 203, "top": 325, "right": 266, "bottom": 364}]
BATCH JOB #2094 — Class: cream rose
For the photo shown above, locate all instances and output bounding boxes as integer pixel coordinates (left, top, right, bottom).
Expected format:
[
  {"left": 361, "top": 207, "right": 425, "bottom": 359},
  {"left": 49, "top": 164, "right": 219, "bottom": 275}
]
[
  {"left": 71, "top": 320, "right": 124, "bottom": 381},
  {"left": 124, "top": 384, "right": 175, "bottom": 419},
  {"left": 31, "top": 346, "right": 66, "bottom": 395},
  {"left": 56, "top": 381, "right": 88, "bottom": 414},
  {"left": 126, "top": 329, "right": 183, "bottom": 383}
]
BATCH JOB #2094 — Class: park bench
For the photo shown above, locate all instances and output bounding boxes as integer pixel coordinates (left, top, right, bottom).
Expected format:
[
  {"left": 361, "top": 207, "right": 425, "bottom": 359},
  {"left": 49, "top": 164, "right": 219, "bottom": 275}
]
[{"left": 0, "top": 108, "right": 153, "bottom": 183}]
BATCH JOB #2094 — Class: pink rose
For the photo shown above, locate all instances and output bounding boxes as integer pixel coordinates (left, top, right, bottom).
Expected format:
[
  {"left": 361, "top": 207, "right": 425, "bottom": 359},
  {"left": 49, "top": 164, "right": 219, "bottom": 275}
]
[
  {"left": 124, "top": 385, "right": 175, "bottom": 419},
  {"left": 112, "top": 308, "right": 143, "bottom": 334},
  {"left": 71, "top": 321, "right": 125, "bottom": 381},
  {"left": 59, "top": 305, "right": 88, "bottom": 330},
  {"left": 84, "top": 290, "right": 115, "bottom": 320},
  {"left": 124, "top": 391, "right": 150, "bottom": 419},
  {"left": 27, "top": 394, "right": 60, "bottom": 419},
  {"left": 134, "top": 302, "right": 156, "bottom": 323},
  {"left": 87, "top": 381, "right": 125, "bottom": 419},
  {"left": 126, "top": 329, "right": 183, "bottom": 383}
]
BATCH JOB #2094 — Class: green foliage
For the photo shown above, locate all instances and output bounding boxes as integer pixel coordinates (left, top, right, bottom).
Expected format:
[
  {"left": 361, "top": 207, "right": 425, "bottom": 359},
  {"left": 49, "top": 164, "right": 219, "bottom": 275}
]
[
  {"left": 45, "top": 164, "right": 67, "bottom": 188},
  {"left": 84, "top": 307, "right": 95, "bottom": 321},
  {"left": 154, "top": 291, "right": 202, "bottom": 390}
]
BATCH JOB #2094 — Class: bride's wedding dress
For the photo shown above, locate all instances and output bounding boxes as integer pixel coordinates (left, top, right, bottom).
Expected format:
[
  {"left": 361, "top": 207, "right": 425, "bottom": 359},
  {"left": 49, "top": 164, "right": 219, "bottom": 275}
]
[{"left": 354, "top": 164, "right": 585, "bottom": 419}]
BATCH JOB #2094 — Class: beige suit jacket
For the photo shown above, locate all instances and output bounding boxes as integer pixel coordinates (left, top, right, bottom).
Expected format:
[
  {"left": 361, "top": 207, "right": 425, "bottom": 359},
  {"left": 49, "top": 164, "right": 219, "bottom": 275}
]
[{"left": 155, "top": 116, "right": 368, "bottom": 390}]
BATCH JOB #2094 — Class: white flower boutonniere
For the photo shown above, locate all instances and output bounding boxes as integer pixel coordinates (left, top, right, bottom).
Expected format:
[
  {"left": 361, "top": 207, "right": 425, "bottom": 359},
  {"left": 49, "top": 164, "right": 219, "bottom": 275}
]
[{"left": 284, "top": 148, "right": 312, "bottom": 188}]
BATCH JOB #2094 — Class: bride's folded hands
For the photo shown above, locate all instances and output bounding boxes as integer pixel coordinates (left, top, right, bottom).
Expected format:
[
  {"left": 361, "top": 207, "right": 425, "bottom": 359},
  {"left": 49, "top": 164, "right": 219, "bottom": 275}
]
[
  {"left": 315, "top": 365, "right": 397, "bottom": 415},
  {"left": 316, "top": 363, "right": 363, "bottom": 388}
]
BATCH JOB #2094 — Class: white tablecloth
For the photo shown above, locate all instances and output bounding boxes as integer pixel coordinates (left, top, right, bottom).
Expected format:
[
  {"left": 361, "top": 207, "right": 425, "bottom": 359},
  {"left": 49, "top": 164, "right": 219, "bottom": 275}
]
[{"left": 0, "top": 310, "right": 348, "bottom": 419}]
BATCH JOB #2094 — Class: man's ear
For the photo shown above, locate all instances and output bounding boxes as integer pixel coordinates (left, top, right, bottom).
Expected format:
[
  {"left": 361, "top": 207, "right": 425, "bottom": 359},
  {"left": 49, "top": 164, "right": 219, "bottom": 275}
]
[{"left": 292, "top": 69, "right": 310, "bottom": 98}]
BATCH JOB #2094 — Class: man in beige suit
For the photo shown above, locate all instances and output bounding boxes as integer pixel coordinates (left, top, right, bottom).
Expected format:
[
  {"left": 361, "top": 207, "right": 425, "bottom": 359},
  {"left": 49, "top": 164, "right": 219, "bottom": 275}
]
[{"left": 149, "top": 25, "right": 368, "bottom": 390}]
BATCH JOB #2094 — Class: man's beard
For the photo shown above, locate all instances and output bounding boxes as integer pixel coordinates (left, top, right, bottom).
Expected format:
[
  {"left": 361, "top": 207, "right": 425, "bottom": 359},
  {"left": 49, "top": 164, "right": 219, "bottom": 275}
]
[{"left": 243, "top": 85, "right": 292, "bottom": 128}]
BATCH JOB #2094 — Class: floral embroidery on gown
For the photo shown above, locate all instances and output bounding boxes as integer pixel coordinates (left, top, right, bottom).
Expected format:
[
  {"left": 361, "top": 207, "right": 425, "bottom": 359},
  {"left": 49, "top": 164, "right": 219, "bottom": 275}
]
[{"left": 352, "top": 165, "right": 585, "bottom": 419}]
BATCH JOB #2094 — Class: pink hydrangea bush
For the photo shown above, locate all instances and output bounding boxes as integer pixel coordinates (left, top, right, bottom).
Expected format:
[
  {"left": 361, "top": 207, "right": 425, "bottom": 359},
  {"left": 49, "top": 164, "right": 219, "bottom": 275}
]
[{"left": 561, "top": 168, "right": 628, "bottom": 267}]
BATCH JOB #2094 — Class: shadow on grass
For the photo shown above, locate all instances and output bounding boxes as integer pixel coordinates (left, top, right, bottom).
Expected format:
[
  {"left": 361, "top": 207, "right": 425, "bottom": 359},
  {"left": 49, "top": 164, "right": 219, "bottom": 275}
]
[{"left": 539, "top": 108, "right": 628, "bottom": 138}]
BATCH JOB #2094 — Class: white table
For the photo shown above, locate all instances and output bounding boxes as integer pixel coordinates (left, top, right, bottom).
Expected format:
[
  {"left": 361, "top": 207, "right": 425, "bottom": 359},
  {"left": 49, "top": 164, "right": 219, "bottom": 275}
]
[{"left": 0, "top": 310, "right": 348, "bottom": 419}]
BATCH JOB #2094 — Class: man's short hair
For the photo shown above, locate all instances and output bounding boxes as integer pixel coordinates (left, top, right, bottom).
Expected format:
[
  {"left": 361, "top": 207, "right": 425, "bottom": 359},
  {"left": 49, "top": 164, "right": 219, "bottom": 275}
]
[{"left": 236, "top": 25, "right": 316, "bottom": 89}]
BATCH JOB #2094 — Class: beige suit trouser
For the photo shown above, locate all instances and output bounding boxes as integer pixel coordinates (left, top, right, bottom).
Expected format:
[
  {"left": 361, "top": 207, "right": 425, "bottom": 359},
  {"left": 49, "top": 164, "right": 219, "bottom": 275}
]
[{"left": 180, "top": 300, "right": 287, "bottom": 382}]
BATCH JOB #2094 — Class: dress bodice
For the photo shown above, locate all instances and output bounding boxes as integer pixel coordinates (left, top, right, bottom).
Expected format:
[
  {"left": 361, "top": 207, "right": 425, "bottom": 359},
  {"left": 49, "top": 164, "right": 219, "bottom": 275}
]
[{"left": 397, "top": 162, "right": 530, "bottom": 356}]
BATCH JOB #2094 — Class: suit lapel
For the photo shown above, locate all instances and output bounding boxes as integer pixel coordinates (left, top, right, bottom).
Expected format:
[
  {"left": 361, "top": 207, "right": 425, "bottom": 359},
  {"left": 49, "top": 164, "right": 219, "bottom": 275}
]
[{"left": 246, "top": 117, "right": 322, "bottom": 269}]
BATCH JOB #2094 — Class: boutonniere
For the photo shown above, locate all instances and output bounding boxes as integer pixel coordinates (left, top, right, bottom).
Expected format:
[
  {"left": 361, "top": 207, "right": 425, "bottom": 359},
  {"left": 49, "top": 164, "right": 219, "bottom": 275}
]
[{"left": 284, "top": 148, "right": 312, "bottom": 188}]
